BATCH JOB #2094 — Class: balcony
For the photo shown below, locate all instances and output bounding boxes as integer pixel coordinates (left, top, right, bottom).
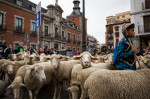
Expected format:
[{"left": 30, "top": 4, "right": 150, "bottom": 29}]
[
  {"left": 30, "top": 31, "right": 36, "bottom": 36},
  {"left": 78, "top": 41, "right": 81, "bottom": 44},
  {"left": 0, "top": 25, "right": 7, "bottom": 31},
  {"left": 73, "top": 40, "right": 76, "bottom": 44},
  {"left": 14, "top": 28, "right": 25, "bottom": 34},
  {"left": 142, "top": 1, "right": 150, "bottom": 10},
  {"left": 67, "top": 38, "right": 71, "bottom": 42}
]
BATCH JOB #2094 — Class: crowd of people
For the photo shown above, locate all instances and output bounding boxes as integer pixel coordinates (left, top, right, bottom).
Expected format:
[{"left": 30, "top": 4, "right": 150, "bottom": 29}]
[{"left": 0, "top": 42, "right": 58, "bottom": 59}]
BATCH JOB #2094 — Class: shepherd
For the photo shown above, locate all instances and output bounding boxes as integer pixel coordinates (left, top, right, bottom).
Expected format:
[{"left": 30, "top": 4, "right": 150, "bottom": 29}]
[{"left": 114, "top": 23, "right": 137, "bottom": 70}]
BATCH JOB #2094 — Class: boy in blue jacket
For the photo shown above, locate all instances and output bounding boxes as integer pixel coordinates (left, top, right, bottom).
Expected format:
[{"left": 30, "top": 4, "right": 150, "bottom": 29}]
[{"left": 115, "top": 23, "right": 136, "bottom": 70}]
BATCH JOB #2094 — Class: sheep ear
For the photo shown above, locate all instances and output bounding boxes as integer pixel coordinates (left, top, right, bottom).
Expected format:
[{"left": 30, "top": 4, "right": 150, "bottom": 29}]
[
  {"left": 2, "top": 63, "right": 7, "bottom": 67},
  {"left": 91, "top": 56, "right": 98, "bottom": 60},
  {"left": 8, "top": 54, "right": 11, "bottom": 58},
  {"left": 66, "top": 87, "right": 70, "bottom": 91},
  {"left": 6, "top": 84, "right": 13, "bottom": 90},
  {"left": 21, "top": 83, "right": 25, "bottom": 87},
  {"left": 25, "top": 65, "right": 34, "bottom": 70},
  {"left": 59, "top": 55, "right": 63, "bottom": 59},
  {"left": 73, "top": 56, "right": 81, "bottom": 60}
]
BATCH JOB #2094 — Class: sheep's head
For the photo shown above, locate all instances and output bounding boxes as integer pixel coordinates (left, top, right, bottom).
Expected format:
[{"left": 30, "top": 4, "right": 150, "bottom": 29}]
[
  {"left": 2, "top": 62, "right": 18, "bottom": 74},
  {"left": 50, "top": 54, "right": 63, "bottom": 69},
  {"left": 25, "top": 65, "right": 46, "bottom": 83},
  {"left": 8, "top": 54, "right": 17, "bottom": 61},
  {"left": 16, "top": 52, "right": 24, "bottom": 61},
  {"left": 67, "top": 86, "right": 80, "bottom": 99},
  {"left": 73, "top": 52, "right": 98, "bottom": 68}
]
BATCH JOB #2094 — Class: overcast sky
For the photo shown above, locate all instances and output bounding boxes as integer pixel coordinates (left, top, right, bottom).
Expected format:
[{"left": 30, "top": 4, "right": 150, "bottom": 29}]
[{"left": 29, "top": 0, "right": 131, "bottom": 44}]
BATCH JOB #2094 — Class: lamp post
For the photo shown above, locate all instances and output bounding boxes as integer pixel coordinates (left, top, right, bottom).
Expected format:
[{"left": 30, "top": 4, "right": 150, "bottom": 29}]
[{"left": 82, "top": 0, "right": 86, "bottom": 52}]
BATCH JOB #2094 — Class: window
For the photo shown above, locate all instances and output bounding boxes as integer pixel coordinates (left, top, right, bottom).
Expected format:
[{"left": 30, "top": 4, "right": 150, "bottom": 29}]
[
  {"left": 77, "top": 35, "right": 80, "bottom": 41},
  {"left": 55, "top": 27, "right": 58, "bottom": 38},
  {"left": 15, "top": 17, "right": 23, "bottom": 32},
  {"left": 68, "top": 33, "right": 70, "bottom": 39},
  {"left": 122, "top": 15, "right": 125, "bottom": 18},
  {"left": 16, "top": 0, "right": 22, "bottom": 6},
  {"left": 31, "top": 22, "right": 36, "bottom": 34},
  {"left": 45, "top": 26, "right": 48, "bottom": 36},
  {"left": 32, "top": 7, "right": 36, "bottom": 12},
  {"left": 115, "top": 26, "right": 119, "bottom": 31},
  {"left": 115, "top": 32, "right": 119, "bottom": 37},
  {"left": 73, "top": 48, "right": 76, "bottom": 52},
  {"left": 62, "top": 31, "right": 64, "bottom": 38},
  {"left": 73, "top": 34, "right": 75, "bottom": 41},
  {"left": 0, "top": 12, "right": 3, "bottom": 27},
  {"left": 117, "top": 16, "right": 119, "bottom": 19},
  {"left": 144, "top": 15, "right": 150, "bottom": 32}
]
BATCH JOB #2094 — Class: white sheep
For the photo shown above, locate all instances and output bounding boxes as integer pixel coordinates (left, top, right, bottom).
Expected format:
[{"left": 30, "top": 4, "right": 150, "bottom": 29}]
[
  {"left": 84, "top": 69, "right": 150, "bottom": 99},
  {"left": 24, "top": 64, "right": 46, "bottom": 99},
  {"left": 50, "top": 54, "right": 79, "bottom": 99},
  {"left": 8, "top": 54, "right": 17, "bottom": 61}
]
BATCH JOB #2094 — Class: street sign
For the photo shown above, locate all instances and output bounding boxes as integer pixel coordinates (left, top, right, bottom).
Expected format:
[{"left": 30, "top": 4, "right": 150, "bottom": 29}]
[{"left": 36, "top": 2, "right": 41, "bottom": 28}]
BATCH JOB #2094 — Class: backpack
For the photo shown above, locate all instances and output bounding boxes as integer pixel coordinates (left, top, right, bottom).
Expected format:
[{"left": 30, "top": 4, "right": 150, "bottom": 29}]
[{"left": 114, "top": 38, "right": 126, "bottom": 63}]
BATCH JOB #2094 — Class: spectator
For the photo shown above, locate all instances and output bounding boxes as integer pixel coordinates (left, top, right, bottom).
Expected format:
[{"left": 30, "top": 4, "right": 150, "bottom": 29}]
[
  {"left": 44, "top": 46, "right": 48, "bottom": 55},
  {"left": 30, "top": 46, "right": 37, "bottom": 55},
  {"left": 26, "top": 47, "right": 30, "bottom": 55},
  {"left": 0, "top": 41, "right": 7, "bottom": 58},
  {"left": 73, "top": 50, "right": 77, "bottom": 55},
  {"left": 15, "top": 43, "right": 24, "bottom": 53},
  {"left": 4, "top": 44, "right": 14, "bottom": 59},
  {"left": 144, "top": 47, "right": 150, "bottom": 55},
  {"left": 39, "top": 48, "right": 44, "bottom": 55},
  {"left": 47, "top": 48, "right": 54, "bottom": 55}
]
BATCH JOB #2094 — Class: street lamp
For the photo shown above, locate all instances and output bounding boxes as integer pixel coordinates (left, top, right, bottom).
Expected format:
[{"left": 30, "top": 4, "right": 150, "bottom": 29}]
[{"left": 82, "top": 0, "right": 86, "bottom": 52}]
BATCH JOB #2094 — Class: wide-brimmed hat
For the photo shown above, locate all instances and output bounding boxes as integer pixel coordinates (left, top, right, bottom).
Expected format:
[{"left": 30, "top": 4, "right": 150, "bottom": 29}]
[{"left": 122, "top": 23, "right": 135, "bottom": 34}]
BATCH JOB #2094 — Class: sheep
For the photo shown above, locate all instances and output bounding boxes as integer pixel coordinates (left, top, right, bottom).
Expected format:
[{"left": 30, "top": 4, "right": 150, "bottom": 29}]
[
  {"left": 8, "top": 54, "right": 17, "bottom": 61},
  {"left": 50, "top": 54, "right": 76, "bottom": 99},
  {"left": 16, "top": 52, "right": 27, "bottom": 61},
  {"left": 0, "top": 59, "right": 11, "bottom": 80},
  {"left": 24, "top": 64, "right": 46, "bottom": 99},
  {"left": 84, "top": 69, "right": 150, "bottom": 99},
  {"left": 73, "top": 51, "right": 98, "bottom": 68},
  {"left": 6, "top": 65, "right": 27, "bottom": 99}
]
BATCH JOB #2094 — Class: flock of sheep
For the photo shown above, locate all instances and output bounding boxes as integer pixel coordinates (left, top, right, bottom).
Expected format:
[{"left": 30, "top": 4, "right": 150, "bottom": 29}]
[{"left": 0, "top": 51, "right": 150, "bottom": 99}]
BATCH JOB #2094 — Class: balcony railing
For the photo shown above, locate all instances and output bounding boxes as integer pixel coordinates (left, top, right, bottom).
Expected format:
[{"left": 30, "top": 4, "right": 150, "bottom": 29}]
[
  {"left": 41, "top": 33, "right": 67, "bottom": 41},
  {"left": 77, "top": 41, "right": 81, "bottom": 44},
  {"left": 142, "top": 1, "right": 150, "bottom": 10},
  {"left": 0, "top": 25, "right": 7, "bottom": 31},
  {"left": 14, "top": 28, "right": 25, "bottom": 34},
  {"left": 67, "top": 38, "right": 71, "bottom": 42},
  {"left": 73, "top": 40, "right": 76, "bottom": 44},
  {"left": 30, "top": 31, "right": 36, "bottom": 36},
  {"left": 138, "top": 25, "right": 150, "bottom": 34}
]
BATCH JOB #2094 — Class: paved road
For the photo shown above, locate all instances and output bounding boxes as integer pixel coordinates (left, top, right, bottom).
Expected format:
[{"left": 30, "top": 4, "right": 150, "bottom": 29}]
[{"left": 0, "top": 81, "right": 69, "bottom": 99}]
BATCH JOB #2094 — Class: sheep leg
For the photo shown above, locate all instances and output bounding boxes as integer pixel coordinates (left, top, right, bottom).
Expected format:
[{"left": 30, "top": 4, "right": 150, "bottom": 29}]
[
  {"left": 34, "top": 89, "right": 40, "bottom": 99},
  {"left": 80, "top": 85, "right": 88, "bottom": 99},
  {"left": 28, "top": 90, "right": 33, "bottom": 99},
  {"left": 57, "top": 82, "right": 62, "bottom": 99},
  {"left": 67, "top": 81, "right": 72, "bottom": 99},
  {"left": 53, "top": 83, "right": 57, "bottom": 99}
]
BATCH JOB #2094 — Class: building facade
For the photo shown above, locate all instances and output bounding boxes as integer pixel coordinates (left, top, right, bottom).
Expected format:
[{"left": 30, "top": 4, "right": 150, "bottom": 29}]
[
  {"left": 131, "top": 0, "right": 150, "bottom": 49},
  {"left": 0, "top": 0, "right": 82, "bottom": 51},
  {"left": 67, "top": 0, "right": 87, "bottom": 51},
  {"left": 106, "top": 11, "right": 131, "bottom": 50}
]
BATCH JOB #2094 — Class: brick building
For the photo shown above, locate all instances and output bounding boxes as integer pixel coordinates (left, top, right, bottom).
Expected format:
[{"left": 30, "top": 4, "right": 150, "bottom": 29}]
[
  {"left": 67, "top": 0, "right": 87, "bottom": 51},
  {"left": 105, "top": 11, "right": 131, "bottom": 51},
  {"left": 0, "top": 0, "right": 82, "bottom": 52},
  {"left": 0, "top": 0, "right": 44, "bottom": 48}
]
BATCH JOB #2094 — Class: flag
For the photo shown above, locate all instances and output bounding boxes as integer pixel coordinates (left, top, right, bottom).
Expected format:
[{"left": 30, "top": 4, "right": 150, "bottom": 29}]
[{"left": 56, "top": 28, "right": 59, "bottom": 38}]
